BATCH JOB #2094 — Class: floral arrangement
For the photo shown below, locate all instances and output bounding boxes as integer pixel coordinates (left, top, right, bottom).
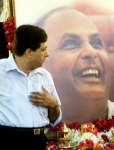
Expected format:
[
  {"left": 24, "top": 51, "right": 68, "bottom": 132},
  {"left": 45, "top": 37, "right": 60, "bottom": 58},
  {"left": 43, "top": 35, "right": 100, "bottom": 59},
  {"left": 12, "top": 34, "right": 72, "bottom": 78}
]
[
  {"left": 46, "top": 117, "right": 114, "bottom": 150},
  {"left": 3, "top": 16, "right": 16, "bottom": 52}
]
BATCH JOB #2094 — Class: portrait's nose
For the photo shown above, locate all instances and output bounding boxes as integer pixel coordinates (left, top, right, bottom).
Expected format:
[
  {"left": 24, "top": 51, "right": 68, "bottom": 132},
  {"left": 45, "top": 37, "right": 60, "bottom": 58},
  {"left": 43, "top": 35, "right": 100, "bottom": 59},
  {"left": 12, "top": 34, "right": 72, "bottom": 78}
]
[{"left": 81, "top": 42, "right": 97, "bottom": 60}]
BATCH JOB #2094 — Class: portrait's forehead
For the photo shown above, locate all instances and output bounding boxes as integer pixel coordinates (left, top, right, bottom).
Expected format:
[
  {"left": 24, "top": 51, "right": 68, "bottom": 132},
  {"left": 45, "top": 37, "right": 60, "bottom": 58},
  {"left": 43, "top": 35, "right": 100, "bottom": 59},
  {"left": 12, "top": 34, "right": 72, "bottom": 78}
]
[
  {"left": 44, "top": 8, "right": 99, "bottom": 37},
  {"left": 44, "top": 8, "right": 97, "bottom": 33}
]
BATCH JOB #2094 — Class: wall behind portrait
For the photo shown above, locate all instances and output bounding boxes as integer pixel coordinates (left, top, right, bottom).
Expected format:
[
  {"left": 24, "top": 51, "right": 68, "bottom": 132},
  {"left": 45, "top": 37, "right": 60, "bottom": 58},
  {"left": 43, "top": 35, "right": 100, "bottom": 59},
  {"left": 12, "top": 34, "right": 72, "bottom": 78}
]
[{"left": 14, "top": 0, "right": 114, "bottom": 123}]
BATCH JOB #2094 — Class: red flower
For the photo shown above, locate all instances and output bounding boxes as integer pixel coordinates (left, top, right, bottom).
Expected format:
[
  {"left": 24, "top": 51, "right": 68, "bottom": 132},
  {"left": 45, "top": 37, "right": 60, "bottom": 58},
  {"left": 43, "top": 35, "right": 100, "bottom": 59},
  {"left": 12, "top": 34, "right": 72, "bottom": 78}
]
[
  {"left": 3, "top": 16, "right": 16, "bottom": 52},
  {"left": 6, "top": 42, "right": 13, "bottom": 51},
  {"left": 79, "top": 141, "right": 85, "bottom": 147},
  {"left": 85, "top": 139, "right": 94, "bottom": 147},
  {"left": 93, "top": 117, "right": 114, "bottom": 132},
  {"left": 78, "top": 140, "right": 94, "bottom": 149},
  {"left": 102, "top": 135, "right": 109, "bottom": 142},
  {"left": 105, "top": 143, "right": 114, "bottom": 149},
  {"left": 67, "top": 122, "right": 81, "bottom": 130},
  {"left": 47, "top": 141, "right": 56, "bottom": 146}
]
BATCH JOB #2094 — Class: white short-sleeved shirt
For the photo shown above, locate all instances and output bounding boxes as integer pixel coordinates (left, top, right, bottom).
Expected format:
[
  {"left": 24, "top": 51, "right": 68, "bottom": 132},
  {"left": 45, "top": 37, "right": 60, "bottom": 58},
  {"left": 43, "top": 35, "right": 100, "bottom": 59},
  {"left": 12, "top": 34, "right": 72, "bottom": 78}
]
[{"left": 0, "top": 55, "right": 62, "bottom": 127}]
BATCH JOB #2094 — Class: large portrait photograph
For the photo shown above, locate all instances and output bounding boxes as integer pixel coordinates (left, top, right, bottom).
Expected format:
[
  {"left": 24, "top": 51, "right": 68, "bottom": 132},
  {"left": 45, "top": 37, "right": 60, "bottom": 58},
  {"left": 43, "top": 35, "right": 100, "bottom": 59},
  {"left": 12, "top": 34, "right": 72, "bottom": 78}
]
[
  {"left": 0, "top": 0, "right": 114, "bottom": 149},
  {"left": 14, "top": 0, "right": 114, "bottom": 123}
]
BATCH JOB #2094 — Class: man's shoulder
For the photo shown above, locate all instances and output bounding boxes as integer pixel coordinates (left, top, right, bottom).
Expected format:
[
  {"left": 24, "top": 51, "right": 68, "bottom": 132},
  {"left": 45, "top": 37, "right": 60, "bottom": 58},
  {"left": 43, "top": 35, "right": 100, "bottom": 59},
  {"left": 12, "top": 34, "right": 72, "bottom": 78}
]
[
  {"left": 0, "top": 58, "right": 7, "bottom": 63},
  {"left": 0, "top": 58, "right": 7, "bottom": 70},
  {"left": 0, "top": 59, "right": 8, "bottom": 81}
]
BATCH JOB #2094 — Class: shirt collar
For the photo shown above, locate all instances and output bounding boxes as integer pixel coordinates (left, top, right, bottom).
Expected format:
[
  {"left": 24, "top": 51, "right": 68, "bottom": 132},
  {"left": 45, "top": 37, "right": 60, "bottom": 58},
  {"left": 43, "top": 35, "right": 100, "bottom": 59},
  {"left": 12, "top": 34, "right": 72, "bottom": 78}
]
[
  {"left": 33, "top": 67, "right": 44, "bottom": 75},
  {"left": 6, "top": 54, "right": 44, "bottom": 75},
  {"left": 6, "top": 54, "right": 18, "bottom": 72}
]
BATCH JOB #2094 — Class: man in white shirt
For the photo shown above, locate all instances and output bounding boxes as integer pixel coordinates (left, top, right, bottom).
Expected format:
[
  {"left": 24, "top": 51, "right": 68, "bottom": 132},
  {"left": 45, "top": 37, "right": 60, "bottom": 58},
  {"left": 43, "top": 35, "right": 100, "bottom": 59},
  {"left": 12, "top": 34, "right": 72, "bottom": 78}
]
[{"left": 0, "top": 24, "right": 62, "bottom": 149}]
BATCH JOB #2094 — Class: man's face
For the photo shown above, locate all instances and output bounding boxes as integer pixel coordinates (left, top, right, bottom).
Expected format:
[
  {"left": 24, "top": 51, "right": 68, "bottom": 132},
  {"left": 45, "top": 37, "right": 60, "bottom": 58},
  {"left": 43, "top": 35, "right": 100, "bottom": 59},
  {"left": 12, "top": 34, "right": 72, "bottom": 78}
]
[
  {"left": 30, "top": 42, "right": 48, "bottom": 69},
  {"left": 44, "top": 9, "right": 111, "bottom": 99}
]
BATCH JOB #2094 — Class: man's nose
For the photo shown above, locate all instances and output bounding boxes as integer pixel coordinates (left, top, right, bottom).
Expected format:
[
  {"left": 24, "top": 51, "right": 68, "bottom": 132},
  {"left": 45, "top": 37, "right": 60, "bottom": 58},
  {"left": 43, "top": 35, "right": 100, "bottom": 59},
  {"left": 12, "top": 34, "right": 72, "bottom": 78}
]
[{"left": 81, "top": 42, "right": 97, "bottom": 60}]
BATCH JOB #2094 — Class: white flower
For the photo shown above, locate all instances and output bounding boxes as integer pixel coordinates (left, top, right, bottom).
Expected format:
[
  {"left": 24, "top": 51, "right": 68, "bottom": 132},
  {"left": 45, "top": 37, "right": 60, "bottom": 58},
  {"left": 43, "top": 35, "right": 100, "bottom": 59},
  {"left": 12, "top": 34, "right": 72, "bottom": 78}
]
[
  {"left": 66, "top": 129, "right": 81, "bottom": 147},
  {"left": 78, "top": 132, "right": 99, "bottom": 145},
  {"left": 105, "top": 127, "right": 114, "bottom": 142},
  {"left": 58, "top": 129, "right": 81, "bottom": 148},
  {"left": 97, "top": 132, "right": 105, "bottom": 143}
]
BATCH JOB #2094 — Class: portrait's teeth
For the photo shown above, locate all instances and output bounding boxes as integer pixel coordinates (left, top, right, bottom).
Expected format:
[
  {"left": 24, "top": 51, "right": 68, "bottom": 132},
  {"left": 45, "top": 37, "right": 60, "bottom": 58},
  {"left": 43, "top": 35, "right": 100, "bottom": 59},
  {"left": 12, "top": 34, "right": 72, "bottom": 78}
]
[{"left": 82, "top": 69, "right": 99, "bottom": 77}]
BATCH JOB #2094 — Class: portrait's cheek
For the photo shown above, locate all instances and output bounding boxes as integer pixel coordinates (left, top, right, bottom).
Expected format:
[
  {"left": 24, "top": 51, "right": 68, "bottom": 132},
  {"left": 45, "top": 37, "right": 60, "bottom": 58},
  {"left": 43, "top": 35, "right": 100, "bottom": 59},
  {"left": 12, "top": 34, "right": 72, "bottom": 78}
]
[
  {"left": 46, "top": 51, "right": 78, "bottom": 81},
  {"left": 52, "top": 51, "right": 76, "bottom": 64},
  {"left": 102, "top": 52, "right": 110, "bottom": 70},
  {"left": 97, "top": 50, "right": 108, "bottom": 63},
  {"left": 98, "top": 51, "right": 111, "bottom": 89}
]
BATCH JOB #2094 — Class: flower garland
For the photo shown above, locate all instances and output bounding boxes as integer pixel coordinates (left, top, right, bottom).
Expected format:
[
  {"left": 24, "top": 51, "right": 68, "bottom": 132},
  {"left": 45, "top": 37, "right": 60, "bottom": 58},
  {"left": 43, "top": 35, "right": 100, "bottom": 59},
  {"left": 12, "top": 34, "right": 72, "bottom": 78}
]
[
  {"left": 3, "top": 16, "right": 16, "bottom": 52},
  {"left": 46, "top": 116, "right": 114, "bottom": 150}
]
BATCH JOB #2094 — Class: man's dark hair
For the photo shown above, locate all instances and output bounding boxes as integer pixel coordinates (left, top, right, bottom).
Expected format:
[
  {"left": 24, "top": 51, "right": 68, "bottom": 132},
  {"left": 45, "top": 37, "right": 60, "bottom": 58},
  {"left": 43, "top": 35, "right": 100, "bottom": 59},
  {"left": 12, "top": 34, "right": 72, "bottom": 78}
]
[{"left": 13, "top": 24, "right": 47, "bottom": 56}]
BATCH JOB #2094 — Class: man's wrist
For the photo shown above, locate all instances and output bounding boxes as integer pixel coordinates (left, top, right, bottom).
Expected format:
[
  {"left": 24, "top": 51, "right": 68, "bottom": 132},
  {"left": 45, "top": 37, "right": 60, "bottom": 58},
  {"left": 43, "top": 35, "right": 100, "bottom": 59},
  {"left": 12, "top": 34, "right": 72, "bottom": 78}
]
[{"left": 48, "top": 99, "right": 58, "bottom": 109}]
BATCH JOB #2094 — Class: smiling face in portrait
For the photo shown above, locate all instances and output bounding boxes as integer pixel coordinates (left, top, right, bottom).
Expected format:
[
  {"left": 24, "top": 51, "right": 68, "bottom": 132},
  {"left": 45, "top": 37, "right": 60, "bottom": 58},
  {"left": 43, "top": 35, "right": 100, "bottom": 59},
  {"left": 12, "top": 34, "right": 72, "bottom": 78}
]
[{"left": 43, "top": 8, "right": 111, "bottom": 101}]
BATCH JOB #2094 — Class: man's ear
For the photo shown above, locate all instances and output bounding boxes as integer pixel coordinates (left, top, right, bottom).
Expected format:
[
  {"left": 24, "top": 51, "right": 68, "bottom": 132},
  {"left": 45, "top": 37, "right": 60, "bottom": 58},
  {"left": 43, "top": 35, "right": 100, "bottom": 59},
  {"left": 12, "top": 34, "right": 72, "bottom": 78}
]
[{"left": 25, "top": 48, "right": 32, "bottom": 58}]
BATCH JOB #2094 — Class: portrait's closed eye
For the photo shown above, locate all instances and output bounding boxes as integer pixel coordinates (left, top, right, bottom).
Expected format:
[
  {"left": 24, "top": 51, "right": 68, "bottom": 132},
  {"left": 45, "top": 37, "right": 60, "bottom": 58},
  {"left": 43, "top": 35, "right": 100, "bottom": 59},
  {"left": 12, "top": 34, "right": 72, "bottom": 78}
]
[
  {"left": 57, "top": 33, "right": 82, "bottom": 50},
  {"left": 89, "top": 34, "right": 104, "bottom": 50}
]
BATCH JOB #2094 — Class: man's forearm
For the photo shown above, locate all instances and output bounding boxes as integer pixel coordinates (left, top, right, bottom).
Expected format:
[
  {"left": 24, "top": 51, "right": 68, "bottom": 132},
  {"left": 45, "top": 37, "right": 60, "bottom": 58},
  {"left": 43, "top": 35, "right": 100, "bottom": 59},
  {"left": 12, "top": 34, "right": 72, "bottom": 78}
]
[{"left": 48, "top": 105, "right": 60, "bottom": 123}]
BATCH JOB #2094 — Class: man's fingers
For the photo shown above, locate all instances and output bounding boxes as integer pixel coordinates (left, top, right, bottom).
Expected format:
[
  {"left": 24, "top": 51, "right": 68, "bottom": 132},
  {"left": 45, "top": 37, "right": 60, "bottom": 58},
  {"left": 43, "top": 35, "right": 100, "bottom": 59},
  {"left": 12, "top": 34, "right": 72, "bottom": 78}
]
[
  {"left": 32, "top": 92, "right": 43, "bottom": 96},
  {"left": 29, "top": 94, "right": 41, "bottom": 99},
  {"left": 30, "top": 99, "right": 42, "bottom": 103}
]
